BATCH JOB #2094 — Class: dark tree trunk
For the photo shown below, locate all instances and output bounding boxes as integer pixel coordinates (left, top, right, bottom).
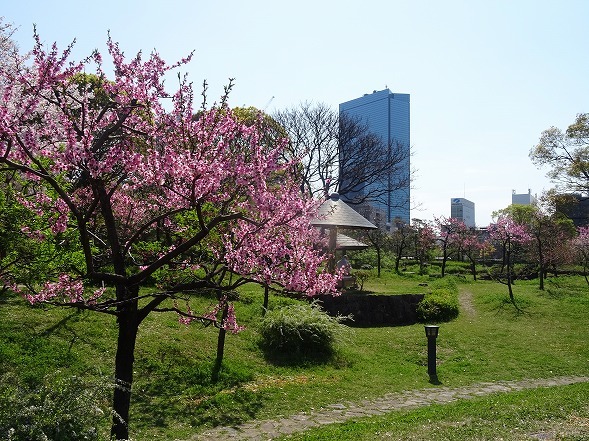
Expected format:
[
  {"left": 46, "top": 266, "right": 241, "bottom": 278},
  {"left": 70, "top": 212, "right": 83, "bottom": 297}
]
[
  {"left": 212, "top": 302, "right": 229, "bottom": 382},
  {"left": 441, "top": 250, "right": 448, "bottom": 278},
  {"left": 262, "top": 284, "right": 269, "bottom": 316},
  {"left": 376, "top": 246, "right": 382, "bottom": 277},
  {"left": 111, "top": 288, "right": 140, "bottom": 440},
  {"left": 538, "top": 241, "right": 545, "bottom": 290},
  {"left": 469, "top": 256, "right": 477, "bottom": 281},
  {"left": 506, "top": 247, "right": 515, "bottom": 304}
]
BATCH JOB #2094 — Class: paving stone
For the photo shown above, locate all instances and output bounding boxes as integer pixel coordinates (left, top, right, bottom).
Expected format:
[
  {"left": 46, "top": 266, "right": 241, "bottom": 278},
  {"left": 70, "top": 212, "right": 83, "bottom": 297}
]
[{"left": 184, "top": 375, "right": 589, "bottom": 441}]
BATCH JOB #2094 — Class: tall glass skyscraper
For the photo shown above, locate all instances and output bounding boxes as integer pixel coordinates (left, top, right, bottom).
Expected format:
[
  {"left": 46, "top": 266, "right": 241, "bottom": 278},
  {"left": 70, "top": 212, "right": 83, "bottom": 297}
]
[{"left": 339, "top": 89, "right": 410, "bottom": 225}]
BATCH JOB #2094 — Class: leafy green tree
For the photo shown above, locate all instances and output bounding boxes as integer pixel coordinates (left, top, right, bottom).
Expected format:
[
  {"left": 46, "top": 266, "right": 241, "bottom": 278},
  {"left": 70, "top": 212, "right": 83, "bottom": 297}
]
[{"left": 530, "top": 113, "right": 589, "bottom": 193}]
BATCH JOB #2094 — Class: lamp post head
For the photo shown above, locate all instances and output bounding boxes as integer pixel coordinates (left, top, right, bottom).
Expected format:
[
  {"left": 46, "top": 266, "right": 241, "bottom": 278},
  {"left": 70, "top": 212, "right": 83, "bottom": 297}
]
[{"left": 424, "top": 325, "right": 440, "bottom": 338}]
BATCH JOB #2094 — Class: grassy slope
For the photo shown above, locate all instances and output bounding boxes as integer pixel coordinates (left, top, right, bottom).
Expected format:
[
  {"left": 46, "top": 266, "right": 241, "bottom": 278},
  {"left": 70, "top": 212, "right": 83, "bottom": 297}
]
[{"left": 1, "top": 271, "right": 588, "bottom": 439}]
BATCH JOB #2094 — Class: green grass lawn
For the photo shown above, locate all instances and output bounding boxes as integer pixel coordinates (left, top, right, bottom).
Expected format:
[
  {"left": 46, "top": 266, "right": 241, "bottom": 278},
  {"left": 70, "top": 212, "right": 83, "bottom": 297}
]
[{"left": 1, "top": 271, "right": 588, "bottom": 440}]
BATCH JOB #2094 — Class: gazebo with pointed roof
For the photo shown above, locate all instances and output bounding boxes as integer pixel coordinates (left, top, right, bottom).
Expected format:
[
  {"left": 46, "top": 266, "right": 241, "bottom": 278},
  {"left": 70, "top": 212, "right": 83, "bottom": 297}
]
[{"left": 311, "top": 193, "right": 377, "bottom": 272}]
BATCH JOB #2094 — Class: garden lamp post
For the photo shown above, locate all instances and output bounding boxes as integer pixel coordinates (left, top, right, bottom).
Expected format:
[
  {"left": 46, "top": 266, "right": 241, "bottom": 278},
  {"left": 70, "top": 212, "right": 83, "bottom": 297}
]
[{"left": 424, "top": 325, "right": 440, "bottom": 381}]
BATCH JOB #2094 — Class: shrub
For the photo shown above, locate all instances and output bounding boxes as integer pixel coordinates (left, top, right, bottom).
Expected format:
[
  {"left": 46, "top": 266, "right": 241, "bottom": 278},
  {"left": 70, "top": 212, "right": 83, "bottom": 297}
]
[
  {"left": 349, "top": 249, "right": 395, "bottom": 270},
  {"left": 354, "top": 270, "right": 370, "bottom": 291},
  {"left": 258, "top": 302, "right": 348, "bottom": 356},
  {"left": 416, "top": 287, "right": 459, "bottom": 323},
  {"left": 0, "top": 373, "right": 111, "bottom": 441}
]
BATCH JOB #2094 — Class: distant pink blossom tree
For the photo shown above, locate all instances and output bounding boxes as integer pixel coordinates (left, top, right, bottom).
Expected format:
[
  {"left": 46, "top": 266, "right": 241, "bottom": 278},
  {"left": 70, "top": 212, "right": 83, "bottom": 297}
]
[
  {"left": 574, "top": 226, "right": 589, "bottom": 287},
  {"left": 488, "top": 215, "right": 532, "bottom": 305},
  {"left": 434, "top": 216, "right": 467, "bottom": 277},
  {"left": 0, "top": 32, "right": 336, "bottom": 440},
  {"left": 451, "top": 221, "right": 484, "bottom": 281},
  {"left": 413, "top": 219, "right": 437, "bottom": 274}
]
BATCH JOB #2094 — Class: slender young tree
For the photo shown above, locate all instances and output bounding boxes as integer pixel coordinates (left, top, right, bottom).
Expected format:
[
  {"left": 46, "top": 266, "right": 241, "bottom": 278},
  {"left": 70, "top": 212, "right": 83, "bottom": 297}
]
[
  {"left": 412, "top": 219, "right": 436, "bottom": 275},
  {"left": 488, "top": 216, "right": 532, "bottom": 306},
  {"left": 453, "top": 223, "right": 483, "bottom": 281},
  {"left": 574, "top": 226, "right": 589, "bottom": 287},
  {"left": 391, "top": 222, "right": 415, "bottom": 273},
  {"left": 0, "top": 34, "right": 336, "bottom": 439},
  {"left": 434, "top": 216, "right": 466, "bottom": 277}
]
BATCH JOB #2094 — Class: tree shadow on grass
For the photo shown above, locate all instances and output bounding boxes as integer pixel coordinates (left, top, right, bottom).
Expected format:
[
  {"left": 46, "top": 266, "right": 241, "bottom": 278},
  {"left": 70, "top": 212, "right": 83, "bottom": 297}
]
[
  {"left": 133, "top": 356, "right": 265, "bottom": 430},
  {"left": 494, "top": 296, "right": 531, "bottom": 317}
]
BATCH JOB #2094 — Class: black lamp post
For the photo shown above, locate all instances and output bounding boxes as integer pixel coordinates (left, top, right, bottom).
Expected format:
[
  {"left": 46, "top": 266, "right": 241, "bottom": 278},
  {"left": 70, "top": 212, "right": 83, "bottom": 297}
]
[{"left": 424, "top": 325, "right": 440, "bottom": 381}]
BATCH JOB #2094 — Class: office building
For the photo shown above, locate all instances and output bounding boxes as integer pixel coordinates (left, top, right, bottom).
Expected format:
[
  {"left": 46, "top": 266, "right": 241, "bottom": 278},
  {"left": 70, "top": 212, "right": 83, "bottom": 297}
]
[
  {"left": 512, "top": 189, "right": 537, "bottom": 205},
  {"left": 450, "top": 198, "right": 475, "bottom": 227},
  {"left": 556, "top": 194, "right": 589, "bottom": 227},
  {"left": 339, "top": 89, "right": 410, "bottom": 225}
]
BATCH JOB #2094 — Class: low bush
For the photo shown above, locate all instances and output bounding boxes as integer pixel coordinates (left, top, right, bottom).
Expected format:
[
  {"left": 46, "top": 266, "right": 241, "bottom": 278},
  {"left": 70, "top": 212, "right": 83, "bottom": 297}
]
[
  {"left": 416, "top": 278, "right": 460, "bottom": 323},
  {"left": 258, "top": 302, "right": 349, "bottom": 356},
  {"left": 349, "top": 249, "right": 395, "bottom": 270}
]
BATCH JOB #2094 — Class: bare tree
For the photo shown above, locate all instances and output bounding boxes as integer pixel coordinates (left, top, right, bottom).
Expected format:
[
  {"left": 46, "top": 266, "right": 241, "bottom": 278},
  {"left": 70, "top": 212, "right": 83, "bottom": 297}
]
[
  {"left": 390, "top": 222, "right": 415, "bottom": 273},
  {"left": 338, "top": 114, "right": 411, "bottom": 212},
  {"left": 273, "top": 102, "right": 338, "bottom": 197},
  {"left": 273, "top": 102, "right": 411, "bottom": 214}
]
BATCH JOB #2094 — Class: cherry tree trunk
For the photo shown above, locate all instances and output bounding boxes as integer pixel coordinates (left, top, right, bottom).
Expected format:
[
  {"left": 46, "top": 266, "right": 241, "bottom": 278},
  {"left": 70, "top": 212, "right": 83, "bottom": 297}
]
[
  {"left": 111, "top": 287, "right": 140, "bottom": 440},
  {"left": 212, "top": 302, "right": 229, "bottom": 382}
]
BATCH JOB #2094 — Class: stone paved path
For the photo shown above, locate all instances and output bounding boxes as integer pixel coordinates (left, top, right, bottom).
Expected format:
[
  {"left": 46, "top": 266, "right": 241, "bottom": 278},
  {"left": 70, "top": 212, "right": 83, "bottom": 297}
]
[{"left": 184, "top": 375, "right": 589, "bottom": 441}]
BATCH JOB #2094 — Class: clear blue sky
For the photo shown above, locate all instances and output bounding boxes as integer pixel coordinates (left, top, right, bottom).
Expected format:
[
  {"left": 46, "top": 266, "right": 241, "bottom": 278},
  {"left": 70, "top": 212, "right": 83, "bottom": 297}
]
[{"left": 4, "top": 0, "right": 589, "bottom": 226}]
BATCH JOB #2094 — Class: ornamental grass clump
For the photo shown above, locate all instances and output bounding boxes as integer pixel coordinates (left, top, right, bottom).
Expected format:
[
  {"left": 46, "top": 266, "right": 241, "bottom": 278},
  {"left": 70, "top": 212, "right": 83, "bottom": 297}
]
[{"left": 259, "top": 303, "right": 349, "bottom": 356}]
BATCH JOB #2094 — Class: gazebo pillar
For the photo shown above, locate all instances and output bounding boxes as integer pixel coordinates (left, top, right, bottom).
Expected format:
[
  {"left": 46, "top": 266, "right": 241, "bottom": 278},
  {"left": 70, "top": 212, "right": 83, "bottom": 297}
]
[{"left": 328, "top": 226, "right": 338, "bottom": 273}]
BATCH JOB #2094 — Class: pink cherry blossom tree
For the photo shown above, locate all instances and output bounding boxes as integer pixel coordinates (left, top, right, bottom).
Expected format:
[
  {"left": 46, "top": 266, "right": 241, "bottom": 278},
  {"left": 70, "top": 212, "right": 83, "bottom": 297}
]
[
  {"left": 413, "top": 219, "right": 437, "bottom": 274},
  {"left": 574, "top": 226, "right": 589, "bottom": 287},
  {"left": 487, "top": 215, "right": 532, "bottom": 306},
  {"left": 434, "top": 216, "right": 467, "bottom": 277},
  {"left": 449, "top": 220, "right": 484, "bottom": 280},
  {"left": 0, "top": 32, "right": 336, "bottom": 440}
]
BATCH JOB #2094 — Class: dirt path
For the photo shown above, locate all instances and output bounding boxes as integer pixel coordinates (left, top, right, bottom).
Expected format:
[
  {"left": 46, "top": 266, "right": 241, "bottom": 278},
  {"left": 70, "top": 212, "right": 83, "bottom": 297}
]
[{"left": 459, "top": 288, "right": 476, "bottom": 318}]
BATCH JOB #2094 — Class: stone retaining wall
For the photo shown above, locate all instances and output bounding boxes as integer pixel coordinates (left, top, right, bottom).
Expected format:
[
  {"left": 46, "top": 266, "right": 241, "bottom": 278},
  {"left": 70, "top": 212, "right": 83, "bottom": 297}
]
[{"left": 312, "top": 293, "right": 425, "bottom": 327}]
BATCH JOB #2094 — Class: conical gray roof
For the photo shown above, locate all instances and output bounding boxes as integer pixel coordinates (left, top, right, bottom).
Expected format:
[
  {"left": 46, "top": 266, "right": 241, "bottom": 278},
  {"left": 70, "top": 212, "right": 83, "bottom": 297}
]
[
  {"left": 311, "top": 193, "right": 377, "bottom": 230},
  {"left": 335, "top": 232, "right": 369, "bottom": 250}
]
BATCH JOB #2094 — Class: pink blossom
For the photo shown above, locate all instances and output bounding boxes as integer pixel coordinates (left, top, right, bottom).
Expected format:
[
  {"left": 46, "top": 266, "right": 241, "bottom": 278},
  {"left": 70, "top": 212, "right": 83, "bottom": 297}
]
[{"left": 0, "top": 33, "right": 336, "bottom": 325}]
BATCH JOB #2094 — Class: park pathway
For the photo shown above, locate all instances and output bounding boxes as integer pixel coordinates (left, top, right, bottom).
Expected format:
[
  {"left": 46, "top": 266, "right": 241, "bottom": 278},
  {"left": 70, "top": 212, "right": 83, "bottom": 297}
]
[{"left": 184, "top": 375, "right": 589, "bottom": 441}]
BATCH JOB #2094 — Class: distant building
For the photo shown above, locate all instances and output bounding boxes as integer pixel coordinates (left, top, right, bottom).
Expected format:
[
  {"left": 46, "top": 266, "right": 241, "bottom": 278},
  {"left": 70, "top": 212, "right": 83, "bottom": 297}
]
[
  {"left": 339, "top": 89, "right": 410, "bottom": 225},
  {"left": 556, "top": 194, "right": 589, "bottom": 227},
  {"left": 450, "top": 198, "right": 475, "bottom": 227},
  {"left": 512, "top": 189, "right": 537, "bottom": 205}
]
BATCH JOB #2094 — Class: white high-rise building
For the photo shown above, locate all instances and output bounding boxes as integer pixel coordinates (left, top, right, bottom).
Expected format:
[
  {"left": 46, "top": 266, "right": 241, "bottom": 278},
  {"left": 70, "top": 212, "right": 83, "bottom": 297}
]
[
  {"left": 512, "top": 189, "right": 537, "bottom": 205},
  {"left": 450, "top": 198, "right": 475, "bottom": 227}
]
